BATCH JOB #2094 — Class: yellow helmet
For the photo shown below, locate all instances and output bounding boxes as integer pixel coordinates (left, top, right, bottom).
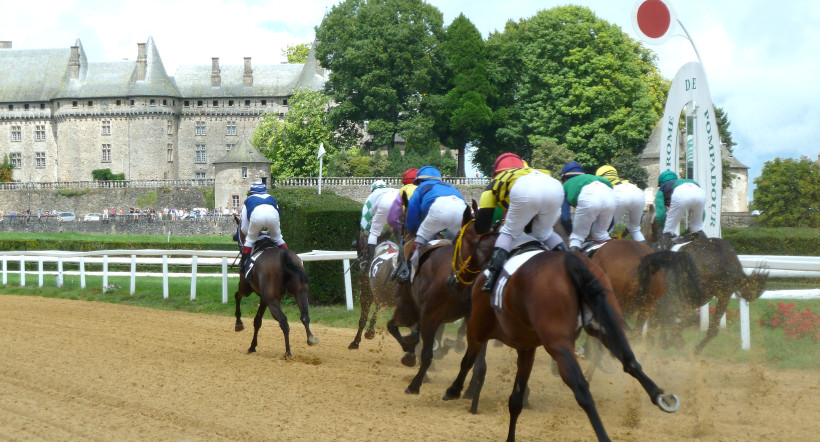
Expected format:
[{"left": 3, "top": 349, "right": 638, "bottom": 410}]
[{"left": 595, "top": 165, "right": 618, "bottom": 183}]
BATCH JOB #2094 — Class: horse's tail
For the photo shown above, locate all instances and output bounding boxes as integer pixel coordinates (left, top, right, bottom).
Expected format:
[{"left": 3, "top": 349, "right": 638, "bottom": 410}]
[
  {"left": 281, "top": 250, "right": 308, "bottom": 285},
  {"left": 564, "top": 253, "right": 633, "bottom": 362}
]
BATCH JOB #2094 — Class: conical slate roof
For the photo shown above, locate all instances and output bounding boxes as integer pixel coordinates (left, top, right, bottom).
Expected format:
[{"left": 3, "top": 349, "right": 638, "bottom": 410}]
[{"left": 212, "top": 137, "right": 271, "bottom": 164}]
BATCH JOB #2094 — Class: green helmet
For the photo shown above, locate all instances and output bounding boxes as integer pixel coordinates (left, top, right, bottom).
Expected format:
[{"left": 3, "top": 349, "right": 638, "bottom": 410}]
[{"left": 658, "top": 170, "right": 678, "bottom": 186}]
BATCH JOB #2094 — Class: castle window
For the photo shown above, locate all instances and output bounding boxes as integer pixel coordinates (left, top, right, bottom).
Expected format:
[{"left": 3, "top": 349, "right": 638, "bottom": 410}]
[
  {"left": 195, "top": 171, "right": 207, "bottom": 180},
  {"left": 226, "top": 121, "right": 237, "bottom": 136},
  {"left": 241, "top": 167, "right": 248, "bottom": 178},
  {"left": 72, "top": 101, "right": 78, "bottom": 107},
  {"left": 163, "top": 99, "right": 168, "bottom": 106},
  {"left": 102, "top": 144, "right": 111, "bottom": 163},
  {"left": 35, "top": 125, "right": 46, "bottom": 141},
  {"left": 116, "top": 100, "right": 121, "bottom": 106},
  {"left": 197, "top": 100, "right": 203, "bottom": 107},
  {"left": 88, "top": 100, "right": 93, "bottom": 106},
  {"left": 228, "top": 100, "right": 234, "bottom": 106},
  {"left": 35, "top": 152, "right": 46, "bottom": 168},
  {"left": 167, "top": 120, "right": 173, "bottom": 135},
  {"left": 212, "top": 100, "right": 218, "bottom": 107},
  {"left": 7, "top": 105, "right": 12, "bottom": 110},
  {"left": 40, "top": 103, "right": 45, "bottom": 109},
  {"left": 102, "top": 120, "right": 111, "bottom": 135},
  {"left": 245, "top": 100, "right": 250, "bottom": 107},
  {"left": 195, "top": 144, "right": 207, "bottom": 163},
  {"left": 283, "top": 99, "right": 288, "bottom": 106},
  {"left": 10, "top": 125, "right": 21, "bottom": 142},
  {"left": 150, "top": 99, "right": 156, "bottom": 106},
  {"left": 232, "top": 195, "right": 240, "bottom": 209},
  {"left": 10, "top": 152, "right": 21, "bottom": 168},
  {"left": 184, "top": 101, "right": 190, "bottom": 107},
  {"left": 167, "top": 143, "right": 174, "bottom": 162},
  {"left": 130, "top": 100, "right": 135, "bottom": 105},
  {"left": 226, "top": 143, "right": 234, "bottom": 152},
  {"left": 195, "top": 121, "right": 206, "bottom": 136},
  {"left": 24, "top": 104, "right": 30, "bottom": 110},
  {"left": 261, "top": 100, "right": 267, "bottom": 106}
]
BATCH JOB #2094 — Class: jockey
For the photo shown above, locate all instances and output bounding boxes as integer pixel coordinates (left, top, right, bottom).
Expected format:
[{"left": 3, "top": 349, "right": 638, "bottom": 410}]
[
  {"left": 360, "top": 179, "right": 399, "bottom": 265},
  {"left": 477, "top": 153, "right": 567, "bottom": 295},
  {"left": 387, "top": 168, "right": 419, "bottom": 232},
  {"left": 240, "top": 181, "right": 286, "bottom": 273},
  {"left": 560, "top": 162, "right": 616, "bottom": 251},
  {"left": 595, "top": 165, "right": 646, "bottom": 242},
  {"left": 655, "top": 170, "right": 707, "bottom": 249},
  {"left": 398, "top": 166, "right": 467, "bottom": 283}
]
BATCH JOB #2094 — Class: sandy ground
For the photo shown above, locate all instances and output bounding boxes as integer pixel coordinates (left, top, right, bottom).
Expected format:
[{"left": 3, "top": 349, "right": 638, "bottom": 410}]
[{"left": 1, "top": 295, "right": 819, "bottom": 441}]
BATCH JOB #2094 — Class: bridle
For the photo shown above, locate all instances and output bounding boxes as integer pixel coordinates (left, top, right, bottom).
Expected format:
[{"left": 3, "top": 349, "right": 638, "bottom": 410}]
[{"left": 451, "top": 219, "right": 489, "bottom": 285}]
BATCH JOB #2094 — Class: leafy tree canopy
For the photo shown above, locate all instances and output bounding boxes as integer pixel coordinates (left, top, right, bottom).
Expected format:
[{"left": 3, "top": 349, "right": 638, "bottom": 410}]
[
  {"left": 283, "top": 43, "right": 312, "bottom": 63},
  {"left": 315, "top": 0, "right": 445, "bottom": 151},
  {"left": 252, "top": 89, "right": 342, "bottom": 177},
  {"left": 529, "top": 137, "right": 575, "bottom": 178},
  {"left": 0, "top": 155, "right": 14, "bottom": 182},
  {"left": 473, "top": 5, "right": 667, "bottom": 174},
  {"left": 325, "top": 146, "right": 456, "bottom": 177},
  {"left": 752, "top": 157, "right": 820, "bottom": 227},
  {"left": 611, "top": 149, "right": 649, "bottom": 189}
]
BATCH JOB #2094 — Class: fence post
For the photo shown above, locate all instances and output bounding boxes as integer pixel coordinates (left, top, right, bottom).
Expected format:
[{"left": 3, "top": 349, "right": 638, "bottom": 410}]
[
  {"left": 222, "top": 257, "right": 228, "bottom": 304},
  {"left": 740, "top": 298, "right": 751, "bottom": 350},
  {"left": 700, "top": 302, "right": 709, "bottom": 332},
  {"left": 38, "top": 257, "right": 44, "bottom": 287},
  {"left": 190, "top": 255, "right": 198, "bottom": 301},
  {"left": 103, "top": 255, "right": 109, "bottom": 289},
  {"left": 130, "top": 255, "right": 136, "bottom": 294},
  {"left": 57, "top": 258, "right": 64, "bottom": 288},
  {"left": 343, "top": 258, "right": 353, "bottom": 310},
  {"left": 80, "top": 257, "right": 86, "bottom": 289},
  {"left": 19, "top": 256, "right": 25, "bottom": 287},
  {"left": 162, "top": 255, "right": 169, "bottom": 299},
  {"left": 2, "top": 257, "right": 6, "bottom": 285}
]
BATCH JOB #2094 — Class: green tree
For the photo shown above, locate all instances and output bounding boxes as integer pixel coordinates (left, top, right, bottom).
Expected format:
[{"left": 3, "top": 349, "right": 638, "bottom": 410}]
[
  {"left": 474, "top": 6, "right": 667, "bottom": 173},
  {"left": 252, "top": 89, "right": 339, "bottom": 177},
  {"left": 433, "top": 14, "right": 494, "bottom": 176},
  {"left": 315, "top": 0, "right": 445, "bottom": 151},
  {"left": 0, "top": 155, "right": 14, "bottom": 182},
  {"left": 714, "top": 106, "right": 736, "bottom": 153},
  {"left": 610, "top": 149, "right": 649, "bottom": 189},
  {"left": 283, "top": 43, "right": 312, "bottom": 63},
  {"left": 752, "top": 158, "right": 820, "bottom": 227},
  {"left": 529, "top": 137, "right": 575, "bottom": 177}
]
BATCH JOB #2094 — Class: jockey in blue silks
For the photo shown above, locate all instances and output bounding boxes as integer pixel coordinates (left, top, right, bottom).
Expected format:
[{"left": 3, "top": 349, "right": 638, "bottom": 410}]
[
  {"left": 239, "top": 181, "right": 286, "bottom": 273},
  {"left": 398, "top": 166, "right": 467, "bottom": 283}
]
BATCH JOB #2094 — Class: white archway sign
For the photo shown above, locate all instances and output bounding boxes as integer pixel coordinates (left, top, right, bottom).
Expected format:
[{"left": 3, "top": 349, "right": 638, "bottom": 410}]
[{"left": 658, "top": 62, "right": 723, "bottom": 239}]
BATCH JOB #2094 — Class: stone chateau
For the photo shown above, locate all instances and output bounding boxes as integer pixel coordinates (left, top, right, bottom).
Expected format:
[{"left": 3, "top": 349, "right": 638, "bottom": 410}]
[{"left": 0, "top": 38, "right": 326, "bottom": 199}]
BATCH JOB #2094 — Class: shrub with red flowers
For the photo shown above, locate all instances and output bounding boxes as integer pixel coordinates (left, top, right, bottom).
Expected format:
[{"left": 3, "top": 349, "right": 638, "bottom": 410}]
[{"left": 759, "top": 302, "right": 820, "bottom": 341}]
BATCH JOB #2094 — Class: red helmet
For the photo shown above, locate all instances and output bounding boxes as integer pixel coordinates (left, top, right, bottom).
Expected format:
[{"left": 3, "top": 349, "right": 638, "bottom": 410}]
[
  {"left": 401, "top": 168, "right": 418, "bottom": 185},
  {"left": 492, "top": 153, "right": 525, "bottom": 177}
]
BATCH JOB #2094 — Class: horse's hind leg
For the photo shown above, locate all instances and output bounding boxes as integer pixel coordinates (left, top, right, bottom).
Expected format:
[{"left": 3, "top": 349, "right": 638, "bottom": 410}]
[
  {"left": 462, "top": 342, "right": 488, "bottom": 414},
  {"left": 547, "top": 344, "right": 610, "bottom": 442},
  {"left": 248, "top": 301, "right": 266, "bottom": 353},
  {"left": 267, "top": 298, "right": 292, "bottom": 358},
  {"left": 234, "top": 291, "right": 245, "bottom": 331},
  {"left": 405, "top": 321, "right": 439, "bottom": 394},
  {"left": 295, "top": 287, "right": 319, "bottom": 347},
  {"left": 695, "top": 294, "right": 729, "bottom": 354},
  {"left": 365, "top": 302, "right": 381, "bottom": 340},
  {"left": 349, "top": 276, "right": 373, "bottom": 349},
  {"left": 506, "top": 348, "right": 536, "bottom": 442}
]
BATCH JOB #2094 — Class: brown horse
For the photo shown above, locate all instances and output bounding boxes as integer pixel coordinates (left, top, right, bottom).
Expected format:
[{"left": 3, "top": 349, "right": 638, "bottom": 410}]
[
  {"left": 642, "top": 204, "right": 768, "bottom": 353},
  {"left": 349, "top": 228, "right": 400, "bottom": 349},
  {"left": 233, "top": 220, "right": 319, "bottom": 358},
  {"left": 348, "top": 236, "right": 400, "bottom": 349},
  {"left": 386, "top": 206, "right": 485, "bottom": 395},
  {"left": 442, "top": 215, "right": 679, "bottom": 441}
]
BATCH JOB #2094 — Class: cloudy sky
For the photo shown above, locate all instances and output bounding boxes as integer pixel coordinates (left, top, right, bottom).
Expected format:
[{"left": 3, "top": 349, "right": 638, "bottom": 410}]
[{"left": 3, "top": 0, "right": 818, "bottom": 197}]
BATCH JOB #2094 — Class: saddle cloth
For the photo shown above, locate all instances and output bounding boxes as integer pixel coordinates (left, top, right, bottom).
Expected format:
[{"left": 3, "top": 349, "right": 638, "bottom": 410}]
[
  {"left": 670, "top": 241, "right": 692, "bottom": 252},
  {"left": 370, "top": 248, "right": 398, "bottom": 279},
  {"left": 490, "top": 248, "right": 546, "bottom": 311}
]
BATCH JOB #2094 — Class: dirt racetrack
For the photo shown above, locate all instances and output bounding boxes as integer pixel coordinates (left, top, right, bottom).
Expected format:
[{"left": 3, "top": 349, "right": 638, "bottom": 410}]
[{"left": 1, "top": 295, "right": 819, "bottom": 441}]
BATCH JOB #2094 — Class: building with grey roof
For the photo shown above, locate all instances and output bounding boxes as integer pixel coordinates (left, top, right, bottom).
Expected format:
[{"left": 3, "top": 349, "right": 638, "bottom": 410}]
[{"left": 0, "top": 37, "right": 326, "bottom": 210}]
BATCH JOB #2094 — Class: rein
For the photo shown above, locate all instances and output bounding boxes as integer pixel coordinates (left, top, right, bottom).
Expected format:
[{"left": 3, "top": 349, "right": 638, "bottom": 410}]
[{"left": 452, "top": 219, "right": 484, "bottom": 285}]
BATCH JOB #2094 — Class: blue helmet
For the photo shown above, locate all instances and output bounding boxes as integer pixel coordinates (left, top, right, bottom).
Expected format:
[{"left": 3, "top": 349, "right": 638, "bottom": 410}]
[
  {"left": 560, "top": 162, "right": 584, "bottom": 181},
  {"left": 414, "top": 166, "right": 442, "bottom": 184},
  {"left": 249, "top": 182, "right": 268, "bottom": 194}
]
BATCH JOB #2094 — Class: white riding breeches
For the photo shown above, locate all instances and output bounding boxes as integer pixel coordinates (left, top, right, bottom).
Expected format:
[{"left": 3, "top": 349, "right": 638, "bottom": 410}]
[
  {"left": 367, "top": 188, "right": 399, "bottom": 245},
  {"left": 664, "top": 182, "right": 706, "bottom": 235},
  {"left": 612, "top": 182, "right": 646, "bottom": 242},
  {"left": 570, "top": 181, "right": 616, "bottom": 248},
  {"left": 242, "top": 205, "right": 284, "bottom": 248},
  {"left": 498, "top": 170, "right": 565, "bottom": 250},
  {"left": 415, "top": 195, "right": 467, "bottom": 243}
]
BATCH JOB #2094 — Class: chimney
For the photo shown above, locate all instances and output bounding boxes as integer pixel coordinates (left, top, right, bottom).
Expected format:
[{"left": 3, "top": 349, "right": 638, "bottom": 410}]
[
  {"left": 243, "top": 57, "right": 253, "bottom": 87},
  {"left": 0, "top": 41, "right": 11, "bottom": 49},
  {"left": 211, "top": 57, "right": 221, "bottom": 87},
  {"left": 136, "top": 42, "right": 147, "bottom": 81},
  {"left": 69, "top": 45, "right": 80, "bottom": 80}
]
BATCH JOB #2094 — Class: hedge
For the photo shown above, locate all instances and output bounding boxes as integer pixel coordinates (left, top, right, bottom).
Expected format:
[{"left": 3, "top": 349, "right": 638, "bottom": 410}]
[{"left": 722, "top": 227, "right": 820, "bottom": 256}]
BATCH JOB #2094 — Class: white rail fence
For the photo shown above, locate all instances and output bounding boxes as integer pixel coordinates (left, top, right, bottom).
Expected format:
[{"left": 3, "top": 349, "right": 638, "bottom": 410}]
[
  {"left": 0, "top": 249, "right": 358, "bottom": 310},
  {"left": 1, "top": 250, "right": 818, "bottom": 350}
]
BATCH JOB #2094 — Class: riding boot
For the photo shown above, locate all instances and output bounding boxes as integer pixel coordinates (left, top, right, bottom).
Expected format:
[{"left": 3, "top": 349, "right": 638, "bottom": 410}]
[
  {"left": 240, "top": 245, "right": 252, "bottom": 274},
  {"left": 659, "top": 232, "right": 674, "bottom": 250},
  {"left": 551, "top": 242, "right": 569, "bottom": 252},
  {"left": 482, "top": 248, "right": 510, "bottom": 293}
]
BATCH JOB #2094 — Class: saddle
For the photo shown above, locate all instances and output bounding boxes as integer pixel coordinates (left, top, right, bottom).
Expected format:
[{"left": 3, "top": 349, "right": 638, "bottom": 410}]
[{"left": 243, "top": 235, "right": 275, "bottom": 278}]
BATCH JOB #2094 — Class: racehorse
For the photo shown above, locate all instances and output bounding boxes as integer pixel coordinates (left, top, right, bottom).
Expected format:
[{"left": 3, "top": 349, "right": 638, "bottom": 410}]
[
  {"left": 442, "top": 210, "right": 679, "bottom": 441},
  {"left": 387, "top": 206, "right": 485, "bottom": 395},
  {"left": 233, "top": 217, "right": 319, "bottom": 358},
  {"left": 348, "top": 236, "right": 400, "bottom": 349},
  {"left": 642, "top": 204, "right": 769, "bottom": 353}
]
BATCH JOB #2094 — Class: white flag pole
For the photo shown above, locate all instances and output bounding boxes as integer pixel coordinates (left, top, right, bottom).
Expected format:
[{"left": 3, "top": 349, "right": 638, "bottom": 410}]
[{"left": 317, "top": 142, "right": 326, "bottom": 195}]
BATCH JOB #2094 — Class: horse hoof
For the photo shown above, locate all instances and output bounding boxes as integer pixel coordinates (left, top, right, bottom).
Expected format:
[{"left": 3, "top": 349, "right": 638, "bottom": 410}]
[
  {"left": 364, "top": 330, "right": 375, "bottom": 340},
  {"left": 405, "top": 385, "right": 420, "bottom": 395},
  {"left": 401, "top": 352, "right": 416, "bottom": 367},
  {"left": 247, "top": 348, "right": 256, "bottom": 354},
  {"left": 307, "top": 336, "right": 320, "bottom": 346},
  {"left": 441, "top": 390, "right": 460, "bottom": 401},
  {"left": 455, "top": 341, "right": 467, "bottom": 354},
  {"left": 657, "top": 393, "right": 680, "bottom": 413},
  {"left": 235, "top": 323, "right": 244, "bottom": 332},
  {"left": 348, "top": 342, "right": 360, "bottom": 350}
]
